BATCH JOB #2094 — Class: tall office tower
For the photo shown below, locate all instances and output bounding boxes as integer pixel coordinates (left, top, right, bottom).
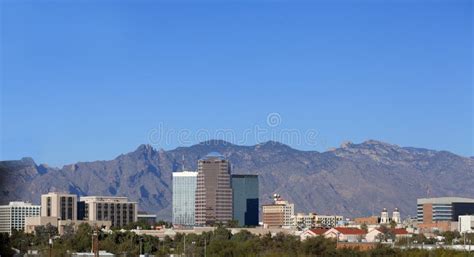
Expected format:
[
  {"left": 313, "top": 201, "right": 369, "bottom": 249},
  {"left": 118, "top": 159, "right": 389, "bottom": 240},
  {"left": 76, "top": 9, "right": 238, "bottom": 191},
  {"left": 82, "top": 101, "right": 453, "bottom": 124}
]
[
  {"left": 41, "top": 192, "right": 77, "bottom": 220},
  {"left": 172, "top": 171, "right": 198, "bottom": 226},
  {"left": 79, "top": 196, "right": 137, "bottom": 228},
  {"left": 231, "top": 174, "right": 259, "bottom": 227},
  {"left": 0, "top": 202, "right": 41, "bottom": 235},
  {"left": 195, "top": 152, "right": 233, "bottom": 226}
]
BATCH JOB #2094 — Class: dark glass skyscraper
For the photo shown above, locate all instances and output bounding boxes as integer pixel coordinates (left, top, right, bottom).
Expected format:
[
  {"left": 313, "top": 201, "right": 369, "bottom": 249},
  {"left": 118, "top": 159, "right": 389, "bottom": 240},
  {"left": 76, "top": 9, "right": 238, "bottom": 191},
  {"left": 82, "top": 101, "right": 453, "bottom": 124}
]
[{"left": 231, "top": 174, "right": 259, "bottom": 227}]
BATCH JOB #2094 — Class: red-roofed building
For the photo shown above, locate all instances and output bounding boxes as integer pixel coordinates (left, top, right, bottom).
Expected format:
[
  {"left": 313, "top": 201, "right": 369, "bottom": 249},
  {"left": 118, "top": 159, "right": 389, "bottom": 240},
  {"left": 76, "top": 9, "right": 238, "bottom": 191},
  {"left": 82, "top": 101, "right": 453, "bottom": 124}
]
[
  {"left": 300, "top": 228, "right": 330, "bottom": 240},
  {"left": 324, "top": 227, "right": 366, "bottom": 242},
  {"left": 365, "top": 227, "right": 411, "bottom": 242}
]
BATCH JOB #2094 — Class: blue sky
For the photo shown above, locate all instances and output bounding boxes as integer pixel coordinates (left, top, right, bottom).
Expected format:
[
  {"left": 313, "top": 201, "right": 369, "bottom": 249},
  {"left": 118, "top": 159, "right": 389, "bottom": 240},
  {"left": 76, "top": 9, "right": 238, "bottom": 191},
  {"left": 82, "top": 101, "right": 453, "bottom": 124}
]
[{"left": 1, "top": 0, "right": 472, "bottom": 167}]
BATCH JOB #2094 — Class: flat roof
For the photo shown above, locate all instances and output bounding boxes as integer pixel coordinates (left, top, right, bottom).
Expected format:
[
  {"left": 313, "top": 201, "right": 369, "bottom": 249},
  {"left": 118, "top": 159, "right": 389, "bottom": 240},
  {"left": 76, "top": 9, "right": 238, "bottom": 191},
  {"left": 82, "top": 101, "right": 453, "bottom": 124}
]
[
  {"left": 231, "top": 174, "right": 258, "bottom": 178},
  {"left": 172, "top": 171, "right": 198, "bottom": 177},
  {"left": 417, "top": 197, "right": 474, "bottom": 205}
]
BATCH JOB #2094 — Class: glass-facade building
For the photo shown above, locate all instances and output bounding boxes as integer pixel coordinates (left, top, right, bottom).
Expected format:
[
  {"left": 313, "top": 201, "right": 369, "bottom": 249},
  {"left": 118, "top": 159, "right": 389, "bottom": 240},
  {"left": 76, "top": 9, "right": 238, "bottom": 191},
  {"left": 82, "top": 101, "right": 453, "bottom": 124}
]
[
  {"left": 172, "top": 171, "right": 198, "bottom": 226},
  {"left": 231, "top": 174, "right": 259, "bottom": 227},
  {"left": 417, "top": 197, "right": 474, "bottom": 223}
]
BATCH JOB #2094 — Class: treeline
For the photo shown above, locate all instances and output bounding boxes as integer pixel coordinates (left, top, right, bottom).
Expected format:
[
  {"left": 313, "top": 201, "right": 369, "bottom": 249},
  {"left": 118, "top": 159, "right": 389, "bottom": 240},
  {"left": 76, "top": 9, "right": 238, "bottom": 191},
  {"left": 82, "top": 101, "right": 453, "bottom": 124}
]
[{"left": 1, "top": 224, "right": 472, "bottom": 257}]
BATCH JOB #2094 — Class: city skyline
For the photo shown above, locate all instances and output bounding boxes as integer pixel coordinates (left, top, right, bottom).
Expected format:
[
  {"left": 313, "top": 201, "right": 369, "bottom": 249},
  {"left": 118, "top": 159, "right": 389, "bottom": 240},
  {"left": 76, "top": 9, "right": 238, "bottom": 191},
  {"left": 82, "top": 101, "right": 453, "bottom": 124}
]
[{"left": 1, "top": 0, "right": 472, "bottom": 167}]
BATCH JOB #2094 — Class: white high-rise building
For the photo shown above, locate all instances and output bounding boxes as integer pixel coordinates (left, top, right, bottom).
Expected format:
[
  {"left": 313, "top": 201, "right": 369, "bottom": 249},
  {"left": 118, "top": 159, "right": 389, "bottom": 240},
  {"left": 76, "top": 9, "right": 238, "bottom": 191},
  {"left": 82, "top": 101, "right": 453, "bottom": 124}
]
[
  {"left": 0, "top": 202, "right": 41, "bottom": 235},
  {"left": 172, "top": 171, "right": 198, "bottom": 226}
]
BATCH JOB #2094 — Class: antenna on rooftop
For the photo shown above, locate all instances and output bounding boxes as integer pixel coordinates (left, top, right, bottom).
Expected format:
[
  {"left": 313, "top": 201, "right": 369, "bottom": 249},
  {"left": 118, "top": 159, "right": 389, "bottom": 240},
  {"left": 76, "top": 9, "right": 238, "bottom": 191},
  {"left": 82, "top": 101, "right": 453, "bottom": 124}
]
[{"left": 182, "top": 155, "right": 185, "bottom": 171}]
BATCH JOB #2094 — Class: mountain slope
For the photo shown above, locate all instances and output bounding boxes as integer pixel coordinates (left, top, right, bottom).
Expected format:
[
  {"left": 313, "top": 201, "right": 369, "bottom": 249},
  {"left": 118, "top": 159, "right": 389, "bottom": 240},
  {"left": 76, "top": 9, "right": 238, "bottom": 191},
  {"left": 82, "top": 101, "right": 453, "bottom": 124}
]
[{"left": 1, "top": 140, "right": 473, "bottom": 220}]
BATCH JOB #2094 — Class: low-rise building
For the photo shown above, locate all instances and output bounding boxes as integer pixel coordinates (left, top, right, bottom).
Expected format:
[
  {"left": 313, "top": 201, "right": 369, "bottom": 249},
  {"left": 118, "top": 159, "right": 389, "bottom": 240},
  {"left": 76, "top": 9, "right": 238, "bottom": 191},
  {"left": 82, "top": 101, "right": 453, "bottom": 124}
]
[
  {"left": 324, "top": 227, "right": 366, "bottom": 242},
  {"left": 293, "top": 213, "right": 343, "bottom": 228},
  {"left": 293, "top": 213, "right": 317, "bottom": 228},
  {"left": 458, "top": 215, "right": 474, "bottom": 234},
  {"left": 137, "top": 212, "right": 157, "bottom": 226},
  {"left": 25, "top": 216, "right": 111, "bottom": 235},
  {"left": 354, "top": 216, "right": 379, "bottom": 225},
  {"left": 315, "top": 215, "right": 344, "bottom": 228},
  {"left": 0, "top": 201, "right": 41, "bottom": 235},
  {"left": 365, "top": 227, "right": 410, "bottom": 242},
  {"left": 300, "top": 228, "right": 329, "bottom": 240}
]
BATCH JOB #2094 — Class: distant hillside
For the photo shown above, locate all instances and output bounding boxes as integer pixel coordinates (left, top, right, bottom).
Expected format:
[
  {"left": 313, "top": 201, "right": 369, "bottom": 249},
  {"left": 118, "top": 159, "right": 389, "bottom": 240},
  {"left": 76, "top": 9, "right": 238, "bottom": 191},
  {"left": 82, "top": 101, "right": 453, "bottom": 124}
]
[{"left": 1, "top": 140, "right": 473, "bottom": 221}]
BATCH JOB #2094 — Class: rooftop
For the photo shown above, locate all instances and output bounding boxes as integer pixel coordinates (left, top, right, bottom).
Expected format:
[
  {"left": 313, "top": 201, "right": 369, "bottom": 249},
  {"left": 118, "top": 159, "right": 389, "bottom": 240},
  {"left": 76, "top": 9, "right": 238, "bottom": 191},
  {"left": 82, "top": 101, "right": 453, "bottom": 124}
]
[
  {"left": 308, "top": 228, "right": 330, "bottom": 235},
  {"left": 331, "top": 227, "right": 366, "bottom": 235},
  {"left": 199, "top": 152, "right": 226, "bottom": 160},
  {"left": 172, "top": 170, "right": 198, "bottom": 177},
  {"left": 417, "top": 197, "right": 474, "bottom": 205}
]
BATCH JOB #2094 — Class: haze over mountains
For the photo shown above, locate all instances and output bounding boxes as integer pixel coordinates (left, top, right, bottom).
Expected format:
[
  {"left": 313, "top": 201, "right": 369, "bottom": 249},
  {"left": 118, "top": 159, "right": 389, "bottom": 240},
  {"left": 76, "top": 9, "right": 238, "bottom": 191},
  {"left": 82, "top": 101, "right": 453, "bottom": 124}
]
[{"left": 1, "top": 140, "right": 473, "bottom": 221}]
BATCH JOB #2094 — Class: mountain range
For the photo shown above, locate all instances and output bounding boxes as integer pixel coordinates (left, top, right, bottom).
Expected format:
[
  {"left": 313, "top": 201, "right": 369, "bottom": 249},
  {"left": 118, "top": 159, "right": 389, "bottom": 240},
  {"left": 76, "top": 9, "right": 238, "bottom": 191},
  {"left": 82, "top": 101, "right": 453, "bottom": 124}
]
[{"left": 1, "top": 139, "right": 473, "bottom": 221}]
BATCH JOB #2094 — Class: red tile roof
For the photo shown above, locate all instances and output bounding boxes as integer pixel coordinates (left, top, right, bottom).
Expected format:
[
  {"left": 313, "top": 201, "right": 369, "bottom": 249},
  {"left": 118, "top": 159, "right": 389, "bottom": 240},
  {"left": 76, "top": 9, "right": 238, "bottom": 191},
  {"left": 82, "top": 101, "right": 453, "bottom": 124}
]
[
  {"left": 332, "top": 227, "right": 366, "bottom": 235},
  {"left": 309, "top": 228, "right": 330, "bottom": 235},
  {"left": 393, "top": 228, "right": 409, "bottom": 235},
  {"left": 374, "top": 228, "right": 409, "bottom": 235}
]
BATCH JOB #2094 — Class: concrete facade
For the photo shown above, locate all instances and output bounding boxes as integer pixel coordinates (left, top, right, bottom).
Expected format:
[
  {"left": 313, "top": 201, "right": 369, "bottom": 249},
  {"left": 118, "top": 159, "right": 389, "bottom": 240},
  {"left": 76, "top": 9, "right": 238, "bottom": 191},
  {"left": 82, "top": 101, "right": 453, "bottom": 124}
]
[
  {"left": 262, "top": 197, "right": 294, "bottom": 228},
  {"left": 41, "top": 192, "right": 77, "bottom": 221},
  {"left": 458, "top": 215, "right": 474, "bottom": 233},
  {"left": 79, "top": 196, "right": 137, "bottom": 228},
  {"left": 0, "top": 202, "right": 40, "bottom": 235}
]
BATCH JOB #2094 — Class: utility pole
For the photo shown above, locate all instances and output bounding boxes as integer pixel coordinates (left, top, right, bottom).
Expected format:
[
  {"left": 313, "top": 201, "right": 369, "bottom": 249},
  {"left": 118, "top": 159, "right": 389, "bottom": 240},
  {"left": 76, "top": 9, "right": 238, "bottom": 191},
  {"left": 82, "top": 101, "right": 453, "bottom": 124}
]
[
  {"left": 92, "top": 226, "right": 99, "bottom": 257},
  {"left": 183, "top": 235, "right": 186, "bottom": 257},
  {"left": 139, "top": 238, "right": 143, "bottom": 257},
  {"left": 204, "top": 237, "right": 207, "bottom": 257},
  {"left": 49, "top": 238, "right": 53, "bottom": 257}
]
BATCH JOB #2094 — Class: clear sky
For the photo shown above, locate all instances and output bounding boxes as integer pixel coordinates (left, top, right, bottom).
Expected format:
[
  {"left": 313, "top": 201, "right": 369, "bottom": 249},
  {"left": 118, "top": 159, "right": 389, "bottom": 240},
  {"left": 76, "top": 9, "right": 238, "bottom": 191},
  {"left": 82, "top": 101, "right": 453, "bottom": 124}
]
[{"left": 1, "top": 0, "right": 472, "bottom": 167}]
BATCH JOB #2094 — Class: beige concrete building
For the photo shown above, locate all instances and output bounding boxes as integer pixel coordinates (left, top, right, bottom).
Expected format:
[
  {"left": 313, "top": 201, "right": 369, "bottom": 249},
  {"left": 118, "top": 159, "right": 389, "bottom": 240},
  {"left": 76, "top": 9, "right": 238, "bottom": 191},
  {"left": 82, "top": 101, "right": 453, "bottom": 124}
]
[
  {"left": 25, "top": 216, "right": 111, "bottom": 235},
  {"left": 293, "top": 213, "right": 343, "bottom": 228},
  {"left": 354, "top": 216, "right": 379, "bottom": 225},
  {"left": 80, "top": 196, "right": 137, "bottom": 228},
  {"left": 294, "top": 212, "right": 317, "bottom": 228},
  {"left": 315, "top": 215, "right": 344, "bottom": 227},
  {"left": 41, "top": 192, "right": 77, "bottom": 221},
  {"left": 195, "top": 153, "right": 233, "bottom": 226},
  {"left": 262, "top": 195, "right": 294, "bottom": 228}
]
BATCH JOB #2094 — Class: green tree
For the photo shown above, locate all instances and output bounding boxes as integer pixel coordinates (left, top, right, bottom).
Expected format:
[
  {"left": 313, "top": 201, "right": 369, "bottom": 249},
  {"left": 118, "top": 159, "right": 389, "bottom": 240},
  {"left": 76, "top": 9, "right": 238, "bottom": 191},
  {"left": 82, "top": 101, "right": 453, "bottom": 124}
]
[
  {"left": 0, "top": 233, "right": 15, "bottom": 257},
  {"left": 300, "top": 236, "right": 335, "bottom": 256},
  {"left": 34, "top": 223, "right": 58, "bottom": 246},
  {"left": 72, "top": 223, "right": 92, "bottom": 252},
  {"left": 389, "top": 220, "right": 397, "bottom": 229},
  {"left": 441, "top": 231, "right": 460, "bottom": 244}
]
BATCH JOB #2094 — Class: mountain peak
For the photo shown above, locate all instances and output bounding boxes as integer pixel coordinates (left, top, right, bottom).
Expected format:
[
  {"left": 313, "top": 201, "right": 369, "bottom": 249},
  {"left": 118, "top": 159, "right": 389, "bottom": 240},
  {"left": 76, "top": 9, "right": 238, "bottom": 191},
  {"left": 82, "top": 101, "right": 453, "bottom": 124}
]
[
  {"left": 198, "top": 139, "right": 235, "bottom": 147},
  {"left": 361, "top": 139, "right": 397, "bottom": 147},
  {"left": 134, "top": 144, "right": 156, "bottom": 153}
]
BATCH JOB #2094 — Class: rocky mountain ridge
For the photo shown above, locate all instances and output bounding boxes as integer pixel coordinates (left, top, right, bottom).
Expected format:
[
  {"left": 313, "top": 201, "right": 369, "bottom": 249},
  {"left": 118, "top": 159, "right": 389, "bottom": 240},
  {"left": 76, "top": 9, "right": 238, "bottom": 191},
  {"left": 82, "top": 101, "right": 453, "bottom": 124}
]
[{"left": 1, "top": 139, "right": 473, "bottom": 221}]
